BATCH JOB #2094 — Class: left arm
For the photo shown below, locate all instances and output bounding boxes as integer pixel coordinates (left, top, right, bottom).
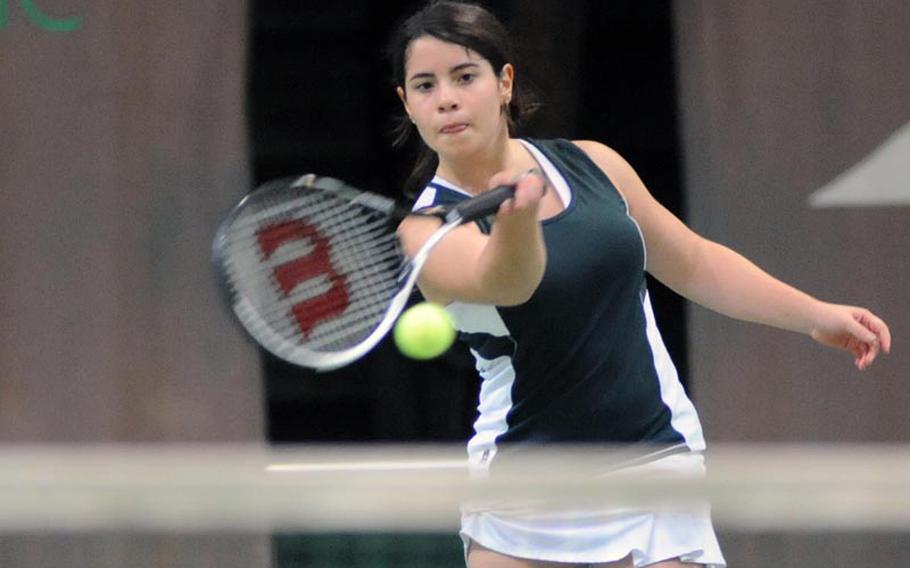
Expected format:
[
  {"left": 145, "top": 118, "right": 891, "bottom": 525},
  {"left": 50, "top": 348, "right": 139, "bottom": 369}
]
[{"left": 574, "top": 140, "right": 891, "bottom": 370}]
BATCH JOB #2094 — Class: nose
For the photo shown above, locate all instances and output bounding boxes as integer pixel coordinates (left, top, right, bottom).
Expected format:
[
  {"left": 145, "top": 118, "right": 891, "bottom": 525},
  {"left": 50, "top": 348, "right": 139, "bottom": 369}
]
[{"left": 437, "top": 82, "right": 459, "bottom": 112}]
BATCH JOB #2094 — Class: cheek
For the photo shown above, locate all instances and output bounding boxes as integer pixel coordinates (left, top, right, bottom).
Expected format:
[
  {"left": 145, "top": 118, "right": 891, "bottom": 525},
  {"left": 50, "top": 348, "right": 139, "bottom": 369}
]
[
  {"left": 408, "top": 103, "right": 441, "bottom": 148},
  {"left": 410, "top": 103, "right": 436, "bottom": 137},
  {"left": 408, "top": 96, "right": 435, "bottom": 121},
  {"left": 478, "top": 93, "right": 506, "bottom": 128}
]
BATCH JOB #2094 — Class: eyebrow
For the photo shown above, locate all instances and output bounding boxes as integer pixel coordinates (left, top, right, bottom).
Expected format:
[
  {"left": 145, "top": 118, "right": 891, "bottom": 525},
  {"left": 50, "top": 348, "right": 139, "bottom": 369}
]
[{"left": 407, "top": 62, "right": 481, "bottom": 82}]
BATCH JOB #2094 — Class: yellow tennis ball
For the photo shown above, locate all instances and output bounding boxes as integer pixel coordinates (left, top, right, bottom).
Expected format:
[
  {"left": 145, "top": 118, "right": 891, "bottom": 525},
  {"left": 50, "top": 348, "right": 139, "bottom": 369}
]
[{"left": 394, "top": 302, "right": 456, "bottom": 360}]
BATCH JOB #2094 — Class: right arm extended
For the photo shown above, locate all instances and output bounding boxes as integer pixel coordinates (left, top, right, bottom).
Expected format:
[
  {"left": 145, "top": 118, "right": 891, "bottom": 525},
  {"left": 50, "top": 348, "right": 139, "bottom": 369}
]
[{"left": 397, "top": 171, "right": 547, "bottom": 306}]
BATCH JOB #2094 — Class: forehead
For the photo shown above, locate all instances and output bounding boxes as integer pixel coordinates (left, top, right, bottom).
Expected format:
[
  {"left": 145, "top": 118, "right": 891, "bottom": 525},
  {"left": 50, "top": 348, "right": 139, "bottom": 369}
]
[{"left": 405, "top": 36, "right": 490, "bottom": 76}]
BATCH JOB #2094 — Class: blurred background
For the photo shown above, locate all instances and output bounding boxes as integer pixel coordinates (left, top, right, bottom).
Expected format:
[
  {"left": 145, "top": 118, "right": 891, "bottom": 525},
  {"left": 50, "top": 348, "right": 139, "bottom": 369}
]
[{"left": 1, "top": 0, "right": 907, "bottom": 566}]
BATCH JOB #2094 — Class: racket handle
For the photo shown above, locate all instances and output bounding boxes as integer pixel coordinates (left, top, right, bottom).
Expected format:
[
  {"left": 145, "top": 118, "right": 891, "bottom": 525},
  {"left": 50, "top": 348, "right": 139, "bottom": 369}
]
[{"left": 448, "top": 184, "right": 516, "bottom": 223}]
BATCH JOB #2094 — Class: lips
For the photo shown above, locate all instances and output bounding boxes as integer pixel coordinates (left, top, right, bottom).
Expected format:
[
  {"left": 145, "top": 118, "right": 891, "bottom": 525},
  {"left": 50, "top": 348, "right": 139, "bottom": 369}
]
[{"left": 440, "top": 122, "right": 468, "bottom": 134}]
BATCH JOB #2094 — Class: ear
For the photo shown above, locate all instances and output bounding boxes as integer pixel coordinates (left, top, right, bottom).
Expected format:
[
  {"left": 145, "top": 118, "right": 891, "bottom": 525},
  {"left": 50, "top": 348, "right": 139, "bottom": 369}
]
[
  {"left": 397, "top": 86, "right": 410, "bottom": 113},
  {"left": 498, "top": 63, "right": 514, "bottom": 103}
]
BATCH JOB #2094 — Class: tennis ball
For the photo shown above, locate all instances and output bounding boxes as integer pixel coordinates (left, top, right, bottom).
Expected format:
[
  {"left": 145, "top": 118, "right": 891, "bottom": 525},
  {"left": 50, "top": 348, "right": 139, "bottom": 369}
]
[{"left": 394, "top": 302, "right": 456, "bottom": 360}]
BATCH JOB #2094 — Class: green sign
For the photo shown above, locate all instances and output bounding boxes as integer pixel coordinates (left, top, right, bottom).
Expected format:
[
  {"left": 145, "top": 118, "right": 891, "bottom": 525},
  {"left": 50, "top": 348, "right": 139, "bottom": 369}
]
[{"left": 0, "top": 0, "right": 82, "bottom": 32}]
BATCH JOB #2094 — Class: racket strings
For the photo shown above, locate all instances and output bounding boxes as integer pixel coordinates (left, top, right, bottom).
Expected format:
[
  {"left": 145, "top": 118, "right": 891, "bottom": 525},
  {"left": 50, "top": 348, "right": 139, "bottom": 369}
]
[
  {"left": 225, "top": 188, "right": 411, "bottom": 352},
  {"left": 228, "top": 215, "right": 402, "bottom": 292},
  {"left": 229, "top": 237, "right": 401, "bottom": 337},
  {"left": 258, "top": 255, "right": 401, "bottom": 349}
]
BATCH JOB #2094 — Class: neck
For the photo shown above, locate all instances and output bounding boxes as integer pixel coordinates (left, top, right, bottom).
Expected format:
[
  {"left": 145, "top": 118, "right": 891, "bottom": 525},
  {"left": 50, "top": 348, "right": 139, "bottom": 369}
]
[{"left": 436, "top": 131, "right": 522, "bottom": 194}]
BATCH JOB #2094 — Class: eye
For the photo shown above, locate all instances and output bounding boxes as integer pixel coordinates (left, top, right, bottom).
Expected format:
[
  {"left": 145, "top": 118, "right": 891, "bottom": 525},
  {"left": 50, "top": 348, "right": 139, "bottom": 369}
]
[
  {"left": 456, "top": 72, "right": 476, "bottom": 84},
  {"left": 411, "top": 80, "right": 434, "bottom": 93}
]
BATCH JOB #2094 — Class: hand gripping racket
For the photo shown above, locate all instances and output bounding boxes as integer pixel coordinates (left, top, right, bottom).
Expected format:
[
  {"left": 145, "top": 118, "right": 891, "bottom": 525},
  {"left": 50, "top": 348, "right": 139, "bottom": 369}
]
[{"left": 213, "top": 173, "right": 516, "bottom": 371}]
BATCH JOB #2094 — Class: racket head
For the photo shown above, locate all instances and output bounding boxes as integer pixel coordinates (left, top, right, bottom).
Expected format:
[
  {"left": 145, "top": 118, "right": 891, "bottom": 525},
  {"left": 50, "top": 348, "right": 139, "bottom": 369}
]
[{"left": 213, "top": 174, "right": 413, "bottom": 371}]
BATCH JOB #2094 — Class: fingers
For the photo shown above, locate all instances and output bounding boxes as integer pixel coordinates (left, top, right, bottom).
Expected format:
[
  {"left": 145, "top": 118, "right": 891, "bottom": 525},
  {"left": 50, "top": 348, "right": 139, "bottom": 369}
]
[
  {"left": 512, "top": 174, "right": 546, "bottom": 211},
  {"left": 490, "top": 169, "right": 546, "bottom": 216},
  {"left": 855, "top": 340, "right": 878, "bottom": 371},
  {"left": 848, "top": 312, "right": 879, "bottom": 345},
  {"left": 861, "top": 310, "right": 892, "bottom": 354},
  {"left": 859, "top": 344, "right": 880, "bottom": 371},
  {"left": 842, "top": 333, "right": 867, "bottom": 369},
  {"left": 811, "top": 305, "right": 890, "bottom": 371},
  {"left": 849, "top": 308, "right": 891, "bottom": 370}
]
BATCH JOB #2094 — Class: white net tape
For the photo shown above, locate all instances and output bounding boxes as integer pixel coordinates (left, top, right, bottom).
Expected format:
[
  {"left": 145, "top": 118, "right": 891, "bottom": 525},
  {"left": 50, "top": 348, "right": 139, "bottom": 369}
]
[{"left": 1, "top": 444, "right": 908, "bottom": 533}]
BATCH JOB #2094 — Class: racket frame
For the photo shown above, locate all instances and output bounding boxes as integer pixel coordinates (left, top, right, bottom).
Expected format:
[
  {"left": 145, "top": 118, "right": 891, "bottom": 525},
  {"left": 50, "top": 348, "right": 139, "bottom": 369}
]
[{"left": 214, "top": 173, "right": 523, "bottom": 371}]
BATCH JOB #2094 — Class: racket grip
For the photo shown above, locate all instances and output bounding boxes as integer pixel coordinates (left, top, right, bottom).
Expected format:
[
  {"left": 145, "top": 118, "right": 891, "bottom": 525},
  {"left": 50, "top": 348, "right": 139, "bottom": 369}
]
[{"left": 448, "top": 184, "right": 516, "bottom": 223}]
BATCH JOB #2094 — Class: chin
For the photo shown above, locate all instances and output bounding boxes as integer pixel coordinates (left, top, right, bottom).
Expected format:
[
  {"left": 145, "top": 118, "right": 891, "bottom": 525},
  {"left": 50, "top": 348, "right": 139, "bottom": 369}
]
[{"left": 435, "top": 132, "right": 487, "bottom": 159}]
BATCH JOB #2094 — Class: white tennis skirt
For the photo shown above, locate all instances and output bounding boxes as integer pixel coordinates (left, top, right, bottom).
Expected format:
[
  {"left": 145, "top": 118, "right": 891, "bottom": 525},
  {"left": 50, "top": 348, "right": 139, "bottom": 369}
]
[{"left": 459, "top": 451, "right": 726, "bottom": 566}]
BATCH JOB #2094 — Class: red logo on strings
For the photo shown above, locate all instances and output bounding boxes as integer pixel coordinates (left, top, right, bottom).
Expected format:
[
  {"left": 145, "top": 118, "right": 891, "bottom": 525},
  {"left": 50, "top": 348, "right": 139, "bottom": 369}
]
[{"left": 256, "top": 220, "right": 349, "bottom": 339}]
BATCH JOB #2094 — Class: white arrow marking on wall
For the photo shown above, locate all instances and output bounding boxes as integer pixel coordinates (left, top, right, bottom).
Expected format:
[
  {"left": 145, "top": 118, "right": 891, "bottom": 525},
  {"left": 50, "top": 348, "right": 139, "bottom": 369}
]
[{"left": 809, "top": 120, "right": 910, "bottom": 208}]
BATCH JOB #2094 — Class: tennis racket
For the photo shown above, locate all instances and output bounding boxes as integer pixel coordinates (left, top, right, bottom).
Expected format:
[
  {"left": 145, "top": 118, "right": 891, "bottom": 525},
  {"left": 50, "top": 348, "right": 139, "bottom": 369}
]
[{"left": 213, "top": 173, "right": 517, "bottom": 371}]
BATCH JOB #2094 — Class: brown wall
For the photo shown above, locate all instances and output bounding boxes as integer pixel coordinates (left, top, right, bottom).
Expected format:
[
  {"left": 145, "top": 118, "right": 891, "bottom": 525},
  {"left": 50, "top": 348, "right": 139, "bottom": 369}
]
[
  {"left": 674, "top": 1, "right": 910, "bottom": 565},
  {"left": 0, "top": 1, "right": 267, "bottom": 565}
]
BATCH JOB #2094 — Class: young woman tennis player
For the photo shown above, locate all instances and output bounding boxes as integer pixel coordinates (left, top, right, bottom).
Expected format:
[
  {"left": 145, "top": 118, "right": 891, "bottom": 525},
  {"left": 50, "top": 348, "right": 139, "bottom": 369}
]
[{"left": 390, "top": 3, "right": 891, "bottom": 567}]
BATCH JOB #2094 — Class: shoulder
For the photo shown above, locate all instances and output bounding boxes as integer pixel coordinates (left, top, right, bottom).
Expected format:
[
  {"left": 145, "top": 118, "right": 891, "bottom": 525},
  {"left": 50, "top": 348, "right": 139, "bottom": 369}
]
[
  {"left": 571, "top": 140, "right": 631, "bottom": 174},
  {"left": 522, "top": 137, "right": 629, "bottom": 179},
  {"left": 522, "top": 137, "right": 590, "bottom": 159},
  {"left": 571, "top": 140, "right": 641, "bottom": 193}
]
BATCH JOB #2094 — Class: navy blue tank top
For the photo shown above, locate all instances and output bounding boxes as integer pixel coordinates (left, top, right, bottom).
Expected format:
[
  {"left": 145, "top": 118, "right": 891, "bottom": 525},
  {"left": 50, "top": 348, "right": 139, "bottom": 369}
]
[{"left": 413, "top": 139, "right": 704, "bottom": 462}]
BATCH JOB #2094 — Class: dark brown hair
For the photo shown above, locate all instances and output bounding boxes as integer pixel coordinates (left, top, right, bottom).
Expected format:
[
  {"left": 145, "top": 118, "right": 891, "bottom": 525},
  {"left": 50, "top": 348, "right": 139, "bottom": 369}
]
[{"left": 387, "top": 1, "right": 539, "bottom": 195}]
